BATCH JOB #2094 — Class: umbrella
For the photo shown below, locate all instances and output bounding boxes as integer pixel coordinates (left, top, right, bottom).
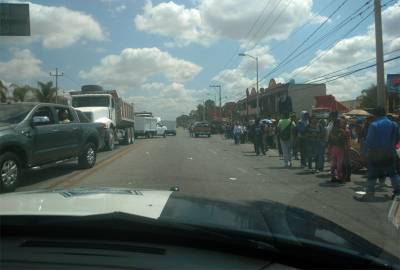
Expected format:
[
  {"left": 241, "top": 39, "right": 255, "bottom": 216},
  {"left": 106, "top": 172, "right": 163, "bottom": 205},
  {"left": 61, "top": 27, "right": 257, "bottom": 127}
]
[{"left": 345, "top": 109, "right": 371, "bottom": 116}]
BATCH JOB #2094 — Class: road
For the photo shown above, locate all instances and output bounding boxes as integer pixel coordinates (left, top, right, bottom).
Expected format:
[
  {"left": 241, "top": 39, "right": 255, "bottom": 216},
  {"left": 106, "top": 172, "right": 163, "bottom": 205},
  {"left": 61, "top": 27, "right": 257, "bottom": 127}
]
[{"left": 17, "top": 128, "right": 400, "bottom": 257}]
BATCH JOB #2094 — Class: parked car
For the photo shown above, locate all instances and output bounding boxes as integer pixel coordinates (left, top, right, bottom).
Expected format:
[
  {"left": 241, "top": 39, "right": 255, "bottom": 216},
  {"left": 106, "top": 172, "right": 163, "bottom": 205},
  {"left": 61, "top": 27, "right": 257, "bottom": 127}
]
[
  {"left": 0, "top": 103, "right": 105, "bottom": 192},
  {"left": 192, "top": 122, "right": 211, "bottom": 138}
]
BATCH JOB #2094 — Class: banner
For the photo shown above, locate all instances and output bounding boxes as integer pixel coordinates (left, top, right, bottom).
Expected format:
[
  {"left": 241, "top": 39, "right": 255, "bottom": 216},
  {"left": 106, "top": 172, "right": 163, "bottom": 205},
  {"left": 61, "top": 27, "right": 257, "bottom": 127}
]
[{"left": 387, "top": 74, "right": 400, "bottom": 93}]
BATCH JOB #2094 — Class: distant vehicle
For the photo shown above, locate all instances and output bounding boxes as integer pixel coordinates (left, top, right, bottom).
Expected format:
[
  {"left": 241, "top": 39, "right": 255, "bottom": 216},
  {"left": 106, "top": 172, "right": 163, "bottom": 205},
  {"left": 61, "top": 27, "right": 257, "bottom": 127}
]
[
  {"left": 0, "top": 103, "right": 105, "bottom": 192},
  {"left": 161, "top": 120, "right": 176, "bottom": 136},
  {"left": 135, "top": 115, "right": 167, "bottom": 138},
  {"left": 70, "top": 85, "right": 135, "bottom": 151},
  {"left": 192, "top": 122, "right": 211, "bottom": 138}
]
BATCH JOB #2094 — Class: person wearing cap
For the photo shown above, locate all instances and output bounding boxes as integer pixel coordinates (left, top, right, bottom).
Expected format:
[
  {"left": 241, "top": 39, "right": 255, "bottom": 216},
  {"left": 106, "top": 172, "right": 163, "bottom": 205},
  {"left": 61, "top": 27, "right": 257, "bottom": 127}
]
[{"left": 356, "top": 106, "right": 400, "bottom": 201}]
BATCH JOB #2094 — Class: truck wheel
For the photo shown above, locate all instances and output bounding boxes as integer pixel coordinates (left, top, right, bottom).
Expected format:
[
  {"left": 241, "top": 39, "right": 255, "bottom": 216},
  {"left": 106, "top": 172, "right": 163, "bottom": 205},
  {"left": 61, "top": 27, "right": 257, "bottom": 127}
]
[
  {"left": 195, "top": 134, "right": 199, "bottom": 138},
  {"left": 0, "top": 152, "right": 21, "bottom": 193},
  {"left": 208, "top": 134, "right": 211, "bottom": 138},
  {"left": 105, "top": 130, "right": 115, "bottom": 151},
  {"left": 122, "top": 128, "right": 130, "bottom": 145},
  {"left": 78, "top": 142, "right": 97, "bottom": 169},
  {"left": 129, "top": 128, "right": 134, "bottom": 144}
]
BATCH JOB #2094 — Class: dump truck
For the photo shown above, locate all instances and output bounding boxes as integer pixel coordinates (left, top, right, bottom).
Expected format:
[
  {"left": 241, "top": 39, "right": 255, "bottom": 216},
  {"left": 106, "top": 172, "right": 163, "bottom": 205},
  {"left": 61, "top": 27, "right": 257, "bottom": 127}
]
[{"left": 70, "top": 85, "right": 135, "bottom": 151}]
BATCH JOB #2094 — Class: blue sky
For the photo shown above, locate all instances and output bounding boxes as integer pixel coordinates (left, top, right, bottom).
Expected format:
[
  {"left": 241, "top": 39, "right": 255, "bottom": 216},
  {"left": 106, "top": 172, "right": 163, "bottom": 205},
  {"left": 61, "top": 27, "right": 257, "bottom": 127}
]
[{"left": 1, "top": 0, "right": 399, "bottom": 118}]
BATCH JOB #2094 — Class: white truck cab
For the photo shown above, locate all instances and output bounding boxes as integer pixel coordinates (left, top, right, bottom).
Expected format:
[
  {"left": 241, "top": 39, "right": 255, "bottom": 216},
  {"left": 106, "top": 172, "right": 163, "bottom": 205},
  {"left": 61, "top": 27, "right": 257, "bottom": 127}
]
[{"left": 70, "top": 86, "right": 135, "bottom": 151}]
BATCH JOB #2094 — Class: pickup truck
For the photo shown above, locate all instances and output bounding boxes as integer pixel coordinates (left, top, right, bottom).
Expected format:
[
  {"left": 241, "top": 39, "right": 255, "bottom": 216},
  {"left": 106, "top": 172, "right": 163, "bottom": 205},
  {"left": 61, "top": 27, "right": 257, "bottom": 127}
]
[
  {"left": 0, "top": 103, "right": 105, "bottom": 192},
  {"left": 192, "top": 122, "right": 211, "bottom": 138}
]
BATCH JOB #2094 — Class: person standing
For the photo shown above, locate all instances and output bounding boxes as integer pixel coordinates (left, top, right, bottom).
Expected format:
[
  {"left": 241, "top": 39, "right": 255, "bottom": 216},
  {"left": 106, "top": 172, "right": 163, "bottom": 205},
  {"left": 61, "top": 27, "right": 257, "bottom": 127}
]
[
  {"left": 233, "top": 122, "right": 241, "bottom": 145},
  {"left": 356, "top": 107, "right": 400, "bottom": 201},
  {"left": 316, "top": 118, "right": 327, "bottom": 172},
  {"left": 304, "top": 117, "right": 321, "bottom": 171},
  {"left": 277, "top": 112, "right": 294, "bottom": 167},
  {"left": 253, "top": 119, "right": 266, "bottom": 155},
  {"left": 328, "top": 119, "right": 347, "bottom": 182},
  {"left": 291, "top": 114, "right": 299, "bottom": 160},
  {"left": 297, "top": 111, "right": 309, "bottom": 168}
]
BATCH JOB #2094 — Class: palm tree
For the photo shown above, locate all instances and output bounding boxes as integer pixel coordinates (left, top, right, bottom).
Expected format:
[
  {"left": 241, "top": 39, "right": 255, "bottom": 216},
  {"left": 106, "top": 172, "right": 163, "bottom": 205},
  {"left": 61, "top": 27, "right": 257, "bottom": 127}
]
[
  {"left": 0, "top": 80, "right": 8, "bottom": 103},
  {"left": 35, "top": 81, "right": 57, "bottom": 103},
  {"left": 12, "top": 84, "right": 34, "bottom": 102}
]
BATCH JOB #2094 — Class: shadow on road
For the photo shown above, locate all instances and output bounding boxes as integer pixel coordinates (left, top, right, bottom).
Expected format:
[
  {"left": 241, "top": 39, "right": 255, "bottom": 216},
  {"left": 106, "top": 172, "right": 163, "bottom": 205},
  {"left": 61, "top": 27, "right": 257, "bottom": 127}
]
[
  {"left": 20, "top": 163, "right": 78, "bottom": 187},
  {"left": 318, "top": 181, "right": 345, "bottom": 188},
  {"left": 316, "top": 173, "right": 331, "bottom": 179},
  {"left": 296, "top": 171, "right": 315, "bottom": 175}
]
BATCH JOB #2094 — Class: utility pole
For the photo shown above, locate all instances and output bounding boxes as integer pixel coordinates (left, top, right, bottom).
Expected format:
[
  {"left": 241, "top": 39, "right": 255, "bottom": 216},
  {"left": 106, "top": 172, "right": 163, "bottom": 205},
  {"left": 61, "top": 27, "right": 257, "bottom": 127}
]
[
  {"left": 50, "top": 68, "right": 63, "bottom": 103},
  {"left": 203, "top": 99, "right": 206, "bottom": 121},
  {"left": 209, "top": 84, "right": 222, "bottom": 119},
  {"left": 374, "top": 0, "right": 386, "bottom": 109},
  {"left": 256, "top": 56, "right": 259, "bottom": 118}
]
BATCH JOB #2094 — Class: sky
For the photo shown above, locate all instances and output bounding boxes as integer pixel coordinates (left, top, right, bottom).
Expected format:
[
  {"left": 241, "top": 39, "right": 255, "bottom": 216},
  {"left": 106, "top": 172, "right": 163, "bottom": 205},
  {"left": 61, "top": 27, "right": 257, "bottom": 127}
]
[{"left": 0, "top": 0, "right": 399, "bottom": 119}]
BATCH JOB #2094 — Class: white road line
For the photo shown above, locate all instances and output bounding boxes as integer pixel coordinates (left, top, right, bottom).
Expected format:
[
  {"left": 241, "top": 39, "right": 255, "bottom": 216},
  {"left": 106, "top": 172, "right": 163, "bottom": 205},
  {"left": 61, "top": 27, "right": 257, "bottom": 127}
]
[
  {"left": 237, "top": 167, "right": 247, "bottom": 174},
  {"left": 187, "top": 157, "right": 193, "bottom": 160},
  {"left": 228, "top": 177, "right": 237, "bottom": 181},
  {"left": 208, "top": 149, "right": 217, "bottom": 154}
]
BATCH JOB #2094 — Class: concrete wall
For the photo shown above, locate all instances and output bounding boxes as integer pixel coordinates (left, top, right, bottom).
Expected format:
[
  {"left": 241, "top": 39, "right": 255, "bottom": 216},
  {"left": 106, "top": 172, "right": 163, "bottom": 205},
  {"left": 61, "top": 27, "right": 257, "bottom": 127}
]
[{"left": 288, "top": 84, "right": 326, "bottom": 117}]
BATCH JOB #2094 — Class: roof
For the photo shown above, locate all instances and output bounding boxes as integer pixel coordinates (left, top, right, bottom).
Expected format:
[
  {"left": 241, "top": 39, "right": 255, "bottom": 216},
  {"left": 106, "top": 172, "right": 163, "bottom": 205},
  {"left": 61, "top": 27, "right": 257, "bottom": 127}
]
[{"left": 314, "top": 95, "right": 349, "bottom": 113}]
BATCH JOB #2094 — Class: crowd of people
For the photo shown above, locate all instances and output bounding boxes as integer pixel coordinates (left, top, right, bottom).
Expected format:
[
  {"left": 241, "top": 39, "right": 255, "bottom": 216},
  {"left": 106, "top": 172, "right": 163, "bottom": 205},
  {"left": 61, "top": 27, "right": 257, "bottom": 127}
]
[{"left": 223, "top": 106, "right": 400, "bottom": 201}]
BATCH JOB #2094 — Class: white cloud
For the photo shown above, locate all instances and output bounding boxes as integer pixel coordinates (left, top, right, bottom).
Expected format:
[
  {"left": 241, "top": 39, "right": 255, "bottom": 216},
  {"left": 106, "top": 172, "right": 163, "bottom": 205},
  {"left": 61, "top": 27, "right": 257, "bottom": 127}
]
[
  {"left": 126, "top": 82, "right": 202, "bottom": 119},
  {"left": 79, "top": 47, "right": 202, "bottom": 90},
  {"left": 0, "top": 48, "right": 46, "bottom": 83},
  {"left": 134, "top": 0, "right": 319, "bottom": 47},
  {"left": 211, "top": 46, "right": 276, "bottom": 100},
  {"left": 115, "top": 4, "right": 127, "bottom": 12},
  {"left": 289, "top": 2, "right": 400, "bottom": 100},
  {"left": 135, "top": 1, "right": 216, "bottom": 47},
  {"left": 200, "top": 0, "right": 317, "bottom": 44},
  {"left": 1, "top": 1, "right": 105, "bottom": 48}
]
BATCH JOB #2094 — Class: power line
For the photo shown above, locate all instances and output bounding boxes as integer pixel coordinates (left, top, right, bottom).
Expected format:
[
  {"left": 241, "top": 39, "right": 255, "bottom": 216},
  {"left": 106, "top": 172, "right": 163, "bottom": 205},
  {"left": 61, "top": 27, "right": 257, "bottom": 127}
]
[
  {"left": 269, "top": 0, "right": 337, "bottom": 53},
  {"left": 213, "top": 1, "right": 272, "bottom": 76},
  {"left": 243, "top": 0, "right": 283, "bottom": 50},
  {"left": 258, "top": 0, "right": 349, "bottom": 82},
  {"left": 306, "top": 48, "right": 400, "bottom": 83},
  {"left": 290, "top": 4, "right": 374, "bottom": 79},
  {"left": 307, "top": 54, "right": 400, "bottom": 84}
]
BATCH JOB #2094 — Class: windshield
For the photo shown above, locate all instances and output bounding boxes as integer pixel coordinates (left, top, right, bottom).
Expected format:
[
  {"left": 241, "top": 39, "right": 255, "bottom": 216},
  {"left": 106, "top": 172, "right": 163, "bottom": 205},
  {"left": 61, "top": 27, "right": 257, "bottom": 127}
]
[
  {"left": 1, "top": 0, "right": 400, "bottom": 266},
  {"left": 0, "top": 104, "right": 34, "bottom": 126},
  {"left": 72, "top": 96, "right": 110, "bottom": 108}
]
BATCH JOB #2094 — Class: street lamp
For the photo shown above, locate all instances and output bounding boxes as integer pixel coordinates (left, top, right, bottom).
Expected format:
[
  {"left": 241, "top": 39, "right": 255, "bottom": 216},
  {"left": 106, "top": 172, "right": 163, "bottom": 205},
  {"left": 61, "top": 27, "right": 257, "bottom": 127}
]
[{"left": 239, "top": 53, "right": 259, "bottom": 118}]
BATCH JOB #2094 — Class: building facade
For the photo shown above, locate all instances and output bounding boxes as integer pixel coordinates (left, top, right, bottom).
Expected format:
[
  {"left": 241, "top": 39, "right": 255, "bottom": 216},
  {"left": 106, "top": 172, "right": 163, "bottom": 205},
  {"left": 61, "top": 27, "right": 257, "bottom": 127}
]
[{"left": 236, "top": 79, "right": 326, "bottom": 120}]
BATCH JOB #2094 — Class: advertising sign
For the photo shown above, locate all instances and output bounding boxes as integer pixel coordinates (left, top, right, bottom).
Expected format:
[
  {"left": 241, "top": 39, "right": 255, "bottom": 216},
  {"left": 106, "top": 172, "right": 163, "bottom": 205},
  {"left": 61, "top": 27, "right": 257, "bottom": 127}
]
[{"left": 387, "top": 74, "right": 400, "bottom": 93}]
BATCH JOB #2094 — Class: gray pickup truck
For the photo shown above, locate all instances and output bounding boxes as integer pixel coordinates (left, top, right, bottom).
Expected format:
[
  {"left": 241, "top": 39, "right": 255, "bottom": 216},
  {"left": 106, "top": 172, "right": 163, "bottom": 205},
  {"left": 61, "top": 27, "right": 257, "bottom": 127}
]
[{"left": 0, "top": 103, "right": 105, "bottom": 192}]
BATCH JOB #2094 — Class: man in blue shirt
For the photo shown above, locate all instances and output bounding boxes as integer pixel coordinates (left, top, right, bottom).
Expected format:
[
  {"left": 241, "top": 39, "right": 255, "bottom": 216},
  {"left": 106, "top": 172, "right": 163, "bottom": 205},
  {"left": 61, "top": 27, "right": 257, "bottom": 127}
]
[{"left": 356, "top": 106, "right": 400, "bottom": 201}]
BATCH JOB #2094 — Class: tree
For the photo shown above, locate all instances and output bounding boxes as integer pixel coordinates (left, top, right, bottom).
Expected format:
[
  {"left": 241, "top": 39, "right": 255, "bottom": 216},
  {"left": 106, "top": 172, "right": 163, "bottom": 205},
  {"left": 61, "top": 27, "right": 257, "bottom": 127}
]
[
  {"left": 359, "top": 84, "right": 377, "bottom": 109},
  {"left": 13, "top": 84, "right": 35, "bottom": 102},
  {"left": 0, "top": 80, "right": 8, "bottom": 103},
  {"left": 35, "top": 81, "right": 57, "bottom": 103}
]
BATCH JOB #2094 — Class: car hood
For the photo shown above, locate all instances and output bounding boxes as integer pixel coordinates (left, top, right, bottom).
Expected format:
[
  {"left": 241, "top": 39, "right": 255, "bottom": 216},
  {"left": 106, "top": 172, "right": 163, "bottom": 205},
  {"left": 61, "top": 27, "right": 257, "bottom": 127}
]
[{"left": 0, "top": 187, "right": 393, "bottom": 261}]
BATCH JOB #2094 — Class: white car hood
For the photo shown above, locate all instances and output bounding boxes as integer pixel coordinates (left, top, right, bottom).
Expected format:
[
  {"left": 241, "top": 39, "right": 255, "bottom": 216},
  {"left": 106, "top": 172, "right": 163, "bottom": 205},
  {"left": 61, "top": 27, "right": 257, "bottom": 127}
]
[{"left": 0, "top": 188, "right": 172, "bottom": 219}]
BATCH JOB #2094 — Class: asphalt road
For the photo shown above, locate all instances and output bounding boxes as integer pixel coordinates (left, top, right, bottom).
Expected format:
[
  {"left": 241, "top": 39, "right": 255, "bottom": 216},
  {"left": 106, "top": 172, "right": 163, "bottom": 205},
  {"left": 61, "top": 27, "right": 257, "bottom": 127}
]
[{"left": 17, "top": 128, "right": 400, "bottom": 257}]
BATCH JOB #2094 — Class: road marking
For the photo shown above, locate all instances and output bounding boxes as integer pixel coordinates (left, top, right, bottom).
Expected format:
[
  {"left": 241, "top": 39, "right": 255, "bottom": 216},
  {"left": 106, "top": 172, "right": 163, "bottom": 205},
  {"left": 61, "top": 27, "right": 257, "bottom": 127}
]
[
  {"left": 388, "top": 196, "right": 400, "bottom": 229},
  {"left": 228, "top": 177, "right": 237, "bottom": 181},
  {"left": 237, "top": 167, "right": 247, "bottom": 174},
  {"left": 187, "top": 157, "right": 193, "bottom": 160},
  {"left": 145, "top": 152, "right": 150, "bottom": 155},
  {"left": 208, "top": 149, "right": 217, "bottom": 155},
  {"left": 47, "top": 142, "right": 144, "bottom": 189}
]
